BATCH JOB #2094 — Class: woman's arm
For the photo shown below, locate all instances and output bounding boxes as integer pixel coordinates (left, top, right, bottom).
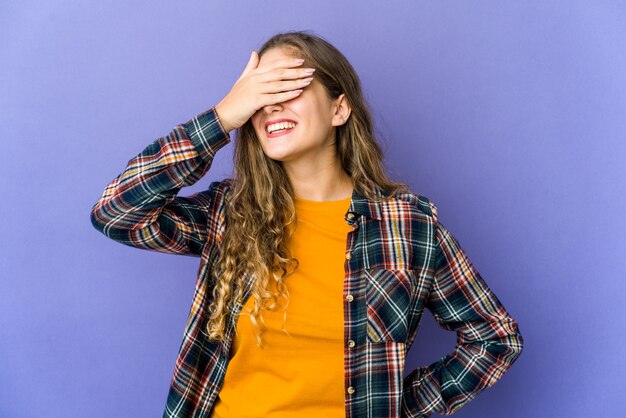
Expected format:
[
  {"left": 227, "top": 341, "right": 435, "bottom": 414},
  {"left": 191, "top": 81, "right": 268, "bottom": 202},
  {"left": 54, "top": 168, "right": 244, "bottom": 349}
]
[
  {"left": 89, "top": 106, "right": 231, "bottom": 257},
  {"left": 402, "top": 202, "right": 524, "bottom": 417}
]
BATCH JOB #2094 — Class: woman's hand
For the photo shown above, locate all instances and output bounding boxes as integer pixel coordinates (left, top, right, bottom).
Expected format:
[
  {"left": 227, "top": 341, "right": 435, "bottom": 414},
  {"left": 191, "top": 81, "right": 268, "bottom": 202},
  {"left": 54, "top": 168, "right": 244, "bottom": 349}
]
[{"left": 214, "top": 50, "right": 315, "bottom": 132}]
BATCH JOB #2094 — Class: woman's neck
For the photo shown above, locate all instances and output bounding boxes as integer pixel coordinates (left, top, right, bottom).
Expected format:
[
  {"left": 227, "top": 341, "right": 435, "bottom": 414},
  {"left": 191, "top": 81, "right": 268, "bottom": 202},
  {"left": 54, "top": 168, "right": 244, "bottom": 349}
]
[{"left": 286, "top": 162, "right": 353, "bottom": 202}]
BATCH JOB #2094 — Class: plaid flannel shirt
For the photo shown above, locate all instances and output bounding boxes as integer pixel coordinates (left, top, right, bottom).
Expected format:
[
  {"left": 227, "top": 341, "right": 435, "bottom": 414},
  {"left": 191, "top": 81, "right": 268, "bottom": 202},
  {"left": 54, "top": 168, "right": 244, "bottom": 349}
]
[{"left": 90, "top": 106, "right": 524, "bottom": 418}]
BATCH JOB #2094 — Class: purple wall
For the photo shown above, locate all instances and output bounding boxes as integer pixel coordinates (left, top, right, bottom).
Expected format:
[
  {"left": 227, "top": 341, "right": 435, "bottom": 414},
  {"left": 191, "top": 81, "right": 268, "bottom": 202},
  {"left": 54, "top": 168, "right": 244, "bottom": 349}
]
[{"left": 2, "top": 1, "right": 625, "bottom": 417}]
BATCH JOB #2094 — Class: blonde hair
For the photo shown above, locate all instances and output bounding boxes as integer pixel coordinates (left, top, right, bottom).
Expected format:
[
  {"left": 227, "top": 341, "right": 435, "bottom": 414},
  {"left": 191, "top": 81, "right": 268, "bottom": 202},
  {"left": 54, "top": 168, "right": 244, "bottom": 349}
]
[{"left": 204, "top": 30, "right": 409, "bottom": 348}]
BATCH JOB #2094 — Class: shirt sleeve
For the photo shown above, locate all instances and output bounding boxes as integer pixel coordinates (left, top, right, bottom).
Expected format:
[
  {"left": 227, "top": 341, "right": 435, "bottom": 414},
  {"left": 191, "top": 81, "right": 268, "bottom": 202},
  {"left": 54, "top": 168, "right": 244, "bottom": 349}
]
[
  {"left": 89, "top": 106, "right": 231, "bottom": 257},
  {"left": 402, "top": 201, "right": 524, "bottom": 417}
]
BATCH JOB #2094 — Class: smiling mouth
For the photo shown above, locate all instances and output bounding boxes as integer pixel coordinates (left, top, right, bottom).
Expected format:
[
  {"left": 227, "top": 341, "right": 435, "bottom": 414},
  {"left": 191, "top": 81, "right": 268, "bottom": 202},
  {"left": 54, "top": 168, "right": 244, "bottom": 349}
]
[
  {"left": 266, "top": 121, "right": 296, "bottom": 133},
  {"left": 266, "top": 124, "right": 296, "bottom": 138}
]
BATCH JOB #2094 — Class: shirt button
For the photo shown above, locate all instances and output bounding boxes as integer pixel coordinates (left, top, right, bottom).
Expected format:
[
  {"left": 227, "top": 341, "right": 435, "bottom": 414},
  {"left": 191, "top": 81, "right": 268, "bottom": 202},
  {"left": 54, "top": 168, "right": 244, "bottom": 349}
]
[
  {"left": 347, "top": 386, "right": 355, "bottom": 395},
  {"left": 345, "top": 252, "right": 352, "bottom": 260},
  {"left": 348, "top": 339, "right": 355, "bottom": 348},
  {"left": 346, "top": 294, "right": 354, "bottom": 302}
]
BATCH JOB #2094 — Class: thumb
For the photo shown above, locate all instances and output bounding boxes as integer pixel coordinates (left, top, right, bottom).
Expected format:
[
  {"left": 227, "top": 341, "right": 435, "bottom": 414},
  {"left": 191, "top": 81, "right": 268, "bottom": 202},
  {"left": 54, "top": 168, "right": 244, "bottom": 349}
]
[{"left": 238, "top": 50, "right": 258, "bottom": 81}]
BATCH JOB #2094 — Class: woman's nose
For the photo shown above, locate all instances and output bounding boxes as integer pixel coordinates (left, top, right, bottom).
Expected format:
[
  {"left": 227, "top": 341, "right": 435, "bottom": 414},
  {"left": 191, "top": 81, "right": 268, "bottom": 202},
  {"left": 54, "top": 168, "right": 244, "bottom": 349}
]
[{"left": 261, "top": 102, "right": 283, "bottom": 114}]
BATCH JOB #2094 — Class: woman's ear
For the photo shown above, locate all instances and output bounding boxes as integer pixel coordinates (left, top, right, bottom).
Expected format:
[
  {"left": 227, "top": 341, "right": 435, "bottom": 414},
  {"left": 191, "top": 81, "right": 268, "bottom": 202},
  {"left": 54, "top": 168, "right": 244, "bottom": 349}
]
[{"left": 332, "top": 93, "right": 352, "bottom": 126}]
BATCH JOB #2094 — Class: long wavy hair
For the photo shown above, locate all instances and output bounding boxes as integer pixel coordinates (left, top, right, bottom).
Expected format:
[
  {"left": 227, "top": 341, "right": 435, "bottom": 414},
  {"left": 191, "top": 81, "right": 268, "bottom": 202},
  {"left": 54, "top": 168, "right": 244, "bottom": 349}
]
[{"left": 204, "top": 30, "right": 409, "bottom": 348}]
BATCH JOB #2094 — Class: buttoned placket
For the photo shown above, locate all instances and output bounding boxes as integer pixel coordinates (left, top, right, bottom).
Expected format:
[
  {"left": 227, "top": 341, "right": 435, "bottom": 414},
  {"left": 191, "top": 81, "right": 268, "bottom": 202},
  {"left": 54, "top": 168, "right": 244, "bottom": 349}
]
[{"left": 344, "top": 210, "right": 359, "bottom": 399}]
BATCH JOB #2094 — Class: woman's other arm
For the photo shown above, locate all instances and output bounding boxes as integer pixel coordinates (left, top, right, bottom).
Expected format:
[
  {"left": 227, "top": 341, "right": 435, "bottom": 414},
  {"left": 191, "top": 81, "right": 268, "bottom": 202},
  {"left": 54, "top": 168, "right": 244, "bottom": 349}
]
[{"left": 402, "top": 202, "right": 524, "bottom": 417}]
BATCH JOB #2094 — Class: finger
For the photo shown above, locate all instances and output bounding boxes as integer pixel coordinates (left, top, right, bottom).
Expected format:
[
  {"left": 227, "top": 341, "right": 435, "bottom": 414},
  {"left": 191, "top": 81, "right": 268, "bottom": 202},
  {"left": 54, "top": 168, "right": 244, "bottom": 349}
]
[
  {"left": 256, "top": 66, "right": 314, "bottom": 86},
  {"left": 237, "top": 50, "right": 259, "bottom": 82},
  {"left": 258, "top": 77, "right": 313, "bottom": 94},
  {"left": 264, "top": 89, "right": 304, "bottom": 105},
  {"left": 255, "top": 57, "right": 306, "bottom": 78},
  {"left": 237, "top": 50, "right": 257, "bottom": 81}
]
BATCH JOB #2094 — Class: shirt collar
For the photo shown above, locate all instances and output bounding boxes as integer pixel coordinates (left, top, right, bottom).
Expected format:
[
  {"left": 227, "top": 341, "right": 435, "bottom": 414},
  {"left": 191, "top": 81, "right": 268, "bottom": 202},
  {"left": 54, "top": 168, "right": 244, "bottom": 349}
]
[{"left": 348, "top": 181, "right": 386, "bottom": 221}]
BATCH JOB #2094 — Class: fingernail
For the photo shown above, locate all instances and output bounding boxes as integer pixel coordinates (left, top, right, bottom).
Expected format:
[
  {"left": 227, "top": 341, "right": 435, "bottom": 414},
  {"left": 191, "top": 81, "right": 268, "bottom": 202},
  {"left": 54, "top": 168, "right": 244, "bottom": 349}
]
[{"left": 294, "top": 58, "right": 305, "bottom": 63}]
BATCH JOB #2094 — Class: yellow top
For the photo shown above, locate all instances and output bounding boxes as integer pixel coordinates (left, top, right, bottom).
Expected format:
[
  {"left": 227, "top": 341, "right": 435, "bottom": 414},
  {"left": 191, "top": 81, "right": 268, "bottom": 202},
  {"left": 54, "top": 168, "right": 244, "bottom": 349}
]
[{"left": 209, "top": 195, "right": 353, "bottom": 418}]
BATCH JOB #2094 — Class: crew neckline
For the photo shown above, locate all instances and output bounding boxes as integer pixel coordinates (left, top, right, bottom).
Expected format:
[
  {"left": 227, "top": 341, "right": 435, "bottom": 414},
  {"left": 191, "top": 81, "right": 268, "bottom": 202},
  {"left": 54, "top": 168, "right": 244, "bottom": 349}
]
[
  {"left": 294, "top": 195, "right": 352, "bottom": 203},
  {"left": 294, "top": 195, "right": 352, "bottom": 212}
]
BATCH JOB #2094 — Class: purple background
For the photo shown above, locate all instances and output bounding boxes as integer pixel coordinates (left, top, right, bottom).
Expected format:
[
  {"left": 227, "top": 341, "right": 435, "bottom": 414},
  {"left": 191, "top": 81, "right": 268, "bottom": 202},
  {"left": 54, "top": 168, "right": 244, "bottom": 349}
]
[{"left": 2, "top": 1, "right": 625, "bottom": 417}]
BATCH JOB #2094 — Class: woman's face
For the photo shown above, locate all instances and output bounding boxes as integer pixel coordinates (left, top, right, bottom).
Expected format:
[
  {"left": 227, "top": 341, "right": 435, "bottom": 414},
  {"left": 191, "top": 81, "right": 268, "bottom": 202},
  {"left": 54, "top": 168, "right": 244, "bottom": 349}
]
[{"left": 250, "top": 47, "right": 349, "bottom": 165}]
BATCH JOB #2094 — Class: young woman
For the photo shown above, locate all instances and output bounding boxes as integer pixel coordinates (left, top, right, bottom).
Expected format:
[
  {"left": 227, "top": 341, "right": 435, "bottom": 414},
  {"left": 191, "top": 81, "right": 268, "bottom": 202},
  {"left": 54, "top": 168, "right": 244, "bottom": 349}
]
[{"left": 91, "top": 31, "right": 523, "bottom": 418}]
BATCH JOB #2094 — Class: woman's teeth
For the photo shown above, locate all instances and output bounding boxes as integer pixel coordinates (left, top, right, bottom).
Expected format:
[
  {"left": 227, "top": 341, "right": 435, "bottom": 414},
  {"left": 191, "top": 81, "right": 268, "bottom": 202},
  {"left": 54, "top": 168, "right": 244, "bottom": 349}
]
[{"left": 267, "top": 122, "right": 296, "bottom": 133}]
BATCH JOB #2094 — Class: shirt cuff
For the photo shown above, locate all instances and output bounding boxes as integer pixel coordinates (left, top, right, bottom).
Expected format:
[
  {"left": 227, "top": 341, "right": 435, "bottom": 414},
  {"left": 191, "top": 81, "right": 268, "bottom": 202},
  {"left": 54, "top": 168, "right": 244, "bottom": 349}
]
[{"left": 182, "top": 106, "right": 231, "bottom": 160}]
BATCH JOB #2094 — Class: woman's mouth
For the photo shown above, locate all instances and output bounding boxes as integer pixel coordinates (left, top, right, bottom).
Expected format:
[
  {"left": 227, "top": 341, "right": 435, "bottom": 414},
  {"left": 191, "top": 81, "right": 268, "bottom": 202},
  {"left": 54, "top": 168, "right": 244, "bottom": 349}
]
[
  {"left": 266, "top": 123, "right": 296, "bottom": 138},
  {"left": 267, "top": 128, "right": 293, "bottom": 138}
]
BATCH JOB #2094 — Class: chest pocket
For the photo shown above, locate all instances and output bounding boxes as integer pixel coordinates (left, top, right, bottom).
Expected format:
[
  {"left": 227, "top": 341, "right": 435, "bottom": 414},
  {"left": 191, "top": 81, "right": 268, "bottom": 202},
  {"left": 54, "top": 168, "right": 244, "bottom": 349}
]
[{"left": 365, "top": 268, "right": 413, "bottom": 343}]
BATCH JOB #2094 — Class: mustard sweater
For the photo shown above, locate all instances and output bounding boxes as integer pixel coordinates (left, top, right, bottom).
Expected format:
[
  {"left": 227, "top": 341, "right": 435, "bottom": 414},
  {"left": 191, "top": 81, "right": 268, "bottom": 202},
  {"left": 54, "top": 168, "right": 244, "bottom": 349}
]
[{"left": 210, "top": 195, "right": 353, "bottom": 417}]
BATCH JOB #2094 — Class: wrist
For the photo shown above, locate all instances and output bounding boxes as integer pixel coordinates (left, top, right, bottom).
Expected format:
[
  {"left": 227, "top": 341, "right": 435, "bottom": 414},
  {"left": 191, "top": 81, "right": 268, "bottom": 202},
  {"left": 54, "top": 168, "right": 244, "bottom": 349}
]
[{"left": 214, "top": 103, "right": 234, "bottom": 132}]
